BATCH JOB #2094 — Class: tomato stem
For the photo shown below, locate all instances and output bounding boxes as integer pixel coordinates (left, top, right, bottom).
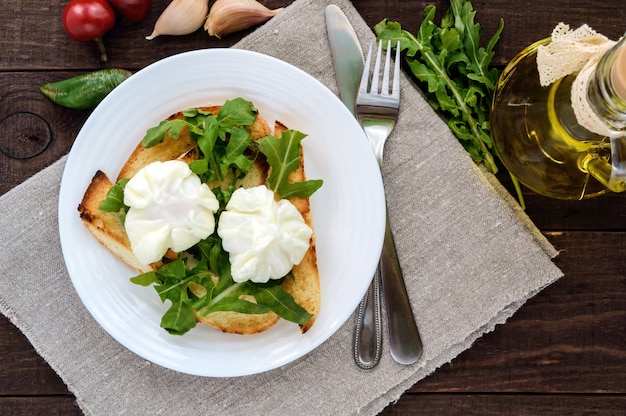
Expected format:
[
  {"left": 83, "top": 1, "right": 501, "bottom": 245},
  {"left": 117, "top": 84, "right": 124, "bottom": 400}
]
[{"left": 94, "top": 37, "right": 108, "bottom": 62}]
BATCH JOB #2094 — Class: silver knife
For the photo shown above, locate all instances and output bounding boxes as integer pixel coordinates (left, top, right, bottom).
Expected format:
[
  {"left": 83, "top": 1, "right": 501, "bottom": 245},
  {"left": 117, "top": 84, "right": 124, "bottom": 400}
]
[
  {"left": 325, "top": 4, "right": 383, "bottom": 370},
  {"left": 325, "top": 4, "right": 365, "bottom": 115}
]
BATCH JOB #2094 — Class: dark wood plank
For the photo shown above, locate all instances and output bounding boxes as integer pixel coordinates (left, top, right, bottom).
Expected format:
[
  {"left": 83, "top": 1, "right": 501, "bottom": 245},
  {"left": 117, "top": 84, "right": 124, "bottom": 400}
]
[
  {"left": 3, "top": 394, "right": 625, "bottom": 416},
  {"left": 0, "top": 315, "right": 69, "bottom": 395},
  {"left": 380, "top": 394, "right": 626, "bottom": 415},
  {"left": 0, "top": 397, "right": 81, "bottom": 416},
  {"left": 524, "top": 193, "right": 626, "bottom": 231},
  {"left": 0, "top": 72, "right": 88, "bottom": 195},
  {"left": 496, "top": 173, "right": 626, "bottom": 231}
]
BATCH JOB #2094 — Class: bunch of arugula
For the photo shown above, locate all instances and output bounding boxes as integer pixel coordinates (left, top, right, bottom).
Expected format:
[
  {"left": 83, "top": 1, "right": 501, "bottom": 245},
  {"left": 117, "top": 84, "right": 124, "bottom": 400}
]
[
  {"left": 374, "top": 0, "right": 524, "bottom": 207},
  {"left": 100, "top": 98, "right": 323, "bottom": 335}
]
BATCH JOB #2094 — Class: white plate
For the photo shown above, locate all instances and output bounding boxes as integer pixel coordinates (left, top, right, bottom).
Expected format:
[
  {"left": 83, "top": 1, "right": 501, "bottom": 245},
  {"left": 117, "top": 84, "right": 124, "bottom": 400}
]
[{"left": 58, "top": 49, "right": 385, "bottom": 377}]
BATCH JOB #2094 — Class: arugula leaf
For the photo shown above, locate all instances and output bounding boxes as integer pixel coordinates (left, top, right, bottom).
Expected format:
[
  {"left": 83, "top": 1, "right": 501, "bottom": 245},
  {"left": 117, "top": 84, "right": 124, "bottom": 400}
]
[
  {"left": 202, "top": 297, "right": 271, "bottom": 315},
  {"left": 374, "top": 0, "right": 524, "bottom": 207},
  {"left": 222, "top": 126, "right": 254, "bottom": 175},
  {"left": 154, "top": 261, "right": 192, "bottom": 304},
  {"left": 142, "top": 119, "right": 190, "bottom": 147},
  {"left": 195, "top": 116, "right": 219, "bottom": 159},
  {"left": 246, "top": 280, "right": 313, "bottom": 324},
  {"left": 99, "top": 178, "right": 130, "bottom": 221},
  {"left": 217, "top": 97, "right": 258, "bottom": 128},
  {"left": 130, "top": 271, "right": 160, "bottom": 286},
  {"left": 196, "top": 281, "right": 272, "bottom": 316},
  {"left": 161, "top": 300, "right": 197, "bottom": 335},
  {"left": 257, "top": 129, "right": 323, "bottom": 199},
  {"left": 99, "top": 178, "right": 129, "bottom": 212},
  {"left": 195, "top": 235, "right": 231, "bottom": 282}
]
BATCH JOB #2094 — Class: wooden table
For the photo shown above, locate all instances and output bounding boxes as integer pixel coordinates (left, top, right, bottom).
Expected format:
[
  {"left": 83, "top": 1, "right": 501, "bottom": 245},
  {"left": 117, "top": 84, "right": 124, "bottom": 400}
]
[{"left": 1, "top": 0, "right": 624, "bottom": 414}]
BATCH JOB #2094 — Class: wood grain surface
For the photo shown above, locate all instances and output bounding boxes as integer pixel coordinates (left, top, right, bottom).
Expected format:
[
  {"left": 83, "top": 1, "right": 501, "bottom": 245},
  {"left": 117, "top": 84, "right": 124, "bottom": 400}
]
[{"left": 1, "top": 0, "right": 624, "bottom": 414}]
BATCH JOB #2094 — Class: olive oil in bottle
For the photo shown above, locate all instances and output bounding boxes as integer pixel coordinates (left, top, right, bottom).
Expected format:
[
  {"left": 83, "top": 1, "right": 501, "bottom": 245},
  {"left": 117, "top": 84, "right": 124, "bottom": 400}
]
[{"left": 491, "top": 35, "right": 626, "bottom": 200}]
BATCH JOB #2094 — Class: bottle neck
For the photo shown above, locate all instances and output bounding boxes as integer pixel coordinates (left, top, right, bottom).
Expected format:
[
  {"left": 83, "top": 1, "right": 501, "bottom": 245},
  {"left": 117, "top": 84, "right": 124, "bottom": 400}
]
[{"left": 587, "top": 34, "right": 626, "bottom": 132}]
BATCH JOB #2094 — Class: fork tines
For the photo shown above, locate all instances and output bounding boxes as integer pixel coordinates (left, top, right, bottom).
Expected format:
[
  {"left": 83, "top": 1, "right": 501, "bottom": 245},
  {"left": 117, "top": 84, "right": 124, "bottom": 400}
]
[{"left": 359, "top": 40, "right": 401, "bottom": 101}]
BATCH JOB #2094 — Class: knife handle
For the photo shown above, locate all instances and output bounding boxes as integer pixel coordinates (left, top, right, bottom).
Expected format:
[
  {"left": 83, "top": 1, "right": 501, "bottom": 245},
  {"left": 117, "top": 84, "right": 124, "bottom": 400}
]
[
  {"left": 353, "top": 265, "right": 382, "bottom": 369},
  {"left": 380, "top": 210, "right": 423, "bottom": 365}
]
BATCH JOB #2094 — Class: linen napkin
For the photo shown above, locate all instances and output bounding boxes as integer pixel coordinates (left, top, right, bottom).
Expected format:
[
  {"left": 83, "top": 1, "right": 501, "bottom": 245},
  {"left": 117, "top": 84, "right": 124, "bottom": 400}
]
[{"left": 0, "top": 0, "right": 563, "bottom": 415}]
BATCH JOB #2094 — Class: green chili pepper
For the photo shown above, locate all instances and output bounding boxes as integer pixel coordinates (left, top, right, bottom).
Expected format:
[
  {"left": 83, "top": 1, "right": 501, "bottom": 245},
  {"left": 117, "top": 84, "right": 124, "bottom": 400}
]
[{"left": 40, "top": 68, "right": 132, "bottom": 110}]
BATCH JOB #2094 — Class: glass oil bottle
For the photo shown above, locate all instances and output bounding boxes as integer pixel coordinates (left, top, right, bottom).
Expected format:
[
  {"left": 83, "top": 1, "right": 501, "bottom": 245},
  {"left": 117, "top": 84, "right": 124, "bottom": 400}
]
[{"left": 490, "top": 34, "right": 626, "bottom": 200}]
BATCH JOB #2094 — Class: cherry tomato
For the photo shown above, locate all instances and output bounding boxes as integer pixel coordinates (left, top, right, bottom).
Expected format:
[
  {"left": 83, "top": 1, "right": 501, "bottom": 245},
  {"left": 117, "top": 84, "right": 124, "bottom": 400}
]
[
  {"left": 108, "top": 0, "right": 152, "bottom": 22},
  {"left": 62, "top": 0, "right": 116, "bottom": 42},
  {"left": 63, "top": 0, "right": 116, "bottom": 62}
]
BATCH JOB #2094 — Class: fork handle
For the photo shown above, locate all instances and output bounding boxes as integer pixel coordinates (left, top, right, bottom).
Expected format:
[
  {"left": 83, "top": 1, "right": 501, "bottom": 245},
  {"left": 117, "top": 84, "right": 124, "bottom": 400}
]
[
  {"left": 353, "top": 265, "right": 382, "bottom": 369},
  {"left": 380, "top": 210, "right": 423, "bottom": 365}
]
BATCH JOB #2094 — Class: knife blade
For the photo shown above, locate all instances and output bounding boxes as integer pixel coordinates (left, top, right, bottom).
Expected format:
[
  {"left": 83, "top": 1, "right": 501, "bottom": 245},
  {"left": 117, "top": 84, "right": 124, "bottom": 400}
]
[
  {"left": 325, "top": 4, "right": 382, "bottom": 370},
  {"left": 324, "top": 4, "right": 364, "bottom": 116}
]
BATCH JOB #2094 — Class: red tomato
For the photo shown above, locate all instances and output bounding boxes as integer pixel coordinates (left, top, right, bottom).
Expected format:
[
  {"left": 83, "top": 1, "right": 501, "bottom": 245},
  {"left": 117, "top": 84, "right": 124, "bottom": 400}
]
[
  {"left": 108, "top": 0, "right": 152, "bottom": 22},
  {"left": 62, "top": 0, "right": 116, "bottom": 42}
]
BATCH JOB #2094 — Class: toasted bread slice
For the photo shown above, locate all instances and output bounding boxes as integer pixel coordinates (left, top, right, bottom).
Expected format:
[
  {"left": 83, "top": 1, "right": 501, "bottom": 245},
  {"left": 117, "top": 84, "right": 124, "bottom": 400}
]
[
  {"left": 78, "top": 108, "right": 320, "bottom": 335},
  {"left": 78, "top": 170, "right": 157, "bottom": 274}
]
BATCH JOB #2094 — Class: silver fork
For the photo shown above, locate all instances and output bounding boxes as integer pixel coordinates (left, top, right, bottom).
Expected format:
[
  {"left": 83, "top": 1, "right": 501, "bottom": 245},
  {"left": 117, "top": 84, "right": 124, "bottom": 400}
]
[{"left": 354, "top": 40, "right": 423, "bottom": 367}]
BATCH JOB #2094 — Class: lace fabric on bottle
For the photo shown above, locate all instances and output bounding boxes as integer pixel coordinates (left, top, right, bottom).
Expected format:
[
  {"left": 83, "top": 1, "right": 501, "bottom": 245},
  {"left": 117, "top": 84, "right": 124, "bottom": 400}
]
[{"left": 537, "top": 23, "right": 617, "bottom": 136}]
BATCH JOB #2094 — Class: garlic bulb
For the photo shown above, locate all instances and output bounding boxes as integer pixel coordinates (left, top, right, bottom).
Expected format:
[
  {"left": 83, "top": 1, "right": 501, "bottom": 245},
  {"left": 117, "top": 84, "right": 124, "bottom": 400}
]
[
  {"left": 204, "top": 0, "right": 282, "bottom": 39},
  {"left": 146, "top": 0, "right": 209, "bottom": 40}
]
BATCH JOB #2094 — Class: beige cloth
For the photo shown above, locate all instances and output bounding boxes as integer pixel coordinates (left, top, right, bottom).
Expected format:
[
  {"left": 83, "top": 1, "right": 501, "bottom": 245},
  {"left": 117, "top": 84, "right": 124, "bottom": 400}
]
[{"left": 0, "top": 0, "right": 562, "bottom": 414}]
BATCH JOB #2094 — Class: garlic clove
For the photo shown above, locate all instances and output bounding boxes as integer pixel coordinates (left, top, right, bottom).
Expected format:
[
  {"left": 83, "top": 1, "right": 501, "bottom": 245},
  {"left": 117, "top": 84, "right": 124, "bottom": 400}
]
[
  {"left": 204, "top": 0, "right": 282, "bottom": 39},
  {"left": 146, "top": 0, "right": 209, "bottom": 40}
]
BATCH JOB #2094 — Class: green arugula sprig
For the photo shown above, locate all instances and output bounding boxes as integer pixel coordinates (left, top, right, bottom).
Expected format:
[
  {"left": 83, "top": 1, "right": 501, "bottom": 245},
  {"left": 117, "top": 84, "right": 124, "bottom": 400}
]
[
  {"left": 374, "top": 0, "right": 524, "bottom": 206},
  {"left": 98, "top": 177, "right": 129, "bottom": 221},
  {"left": 375, "top": 0, "right": 503, "bottom": 173},
  {"left": 258, "top": 129, "right": 323, "bottom": 198},
  {"left": 142, "top": 97, "right": 258, "bottom": 185},
  {"left": 99, "top": 98, "right": 322, "bottom": 335},
  {"left": 131, "top": 236, "right": 313, "bottom": 335}
]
